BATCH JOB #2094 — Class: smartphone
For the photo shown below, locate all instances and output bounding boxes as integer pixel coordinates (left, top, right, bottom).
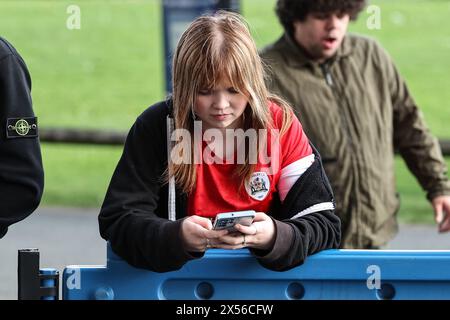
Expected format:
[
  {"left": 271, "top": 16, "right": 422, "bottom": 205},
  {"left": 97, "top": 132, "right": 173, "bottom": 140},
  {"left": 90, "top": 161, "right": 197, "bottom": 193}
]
[{"left": 213, "top": 210, "right": 256, "bottom": 232}]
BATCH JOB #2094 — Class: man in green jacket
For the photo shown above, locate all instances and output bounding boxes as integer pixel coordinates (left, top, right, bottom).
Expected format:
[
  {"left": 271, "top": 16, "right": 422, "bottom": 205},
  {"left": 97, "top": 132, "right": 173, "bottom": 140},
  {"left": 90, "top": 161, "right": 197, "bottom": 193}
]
[{"left": 261, "top": 0, "right": 450, "bottom": 248}]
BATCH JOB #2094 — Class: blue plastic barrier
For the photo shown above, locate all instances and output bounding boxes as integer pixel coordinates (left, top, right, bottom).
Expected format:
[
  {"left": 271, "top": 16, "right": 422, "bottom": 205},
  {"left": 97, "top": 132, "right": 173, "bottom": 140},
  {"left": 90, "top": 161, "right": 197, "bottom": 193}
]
[{"left": 62, "top": 244, "right": 450, "bottom": 300}]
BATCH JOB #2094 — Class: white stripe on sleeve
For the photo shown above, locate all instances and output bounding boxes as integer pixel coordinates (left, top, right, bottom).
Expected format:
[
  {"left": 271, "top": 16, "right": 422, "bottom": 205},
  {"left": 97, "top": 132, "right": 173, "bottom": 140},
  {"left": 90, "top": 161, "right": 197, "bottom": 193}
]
[
  {"left": 291, "top": 202, "right": 335, "bottom": 219},
  {"left": 278, "top": 154, "right": 315, "bottom": 202}
]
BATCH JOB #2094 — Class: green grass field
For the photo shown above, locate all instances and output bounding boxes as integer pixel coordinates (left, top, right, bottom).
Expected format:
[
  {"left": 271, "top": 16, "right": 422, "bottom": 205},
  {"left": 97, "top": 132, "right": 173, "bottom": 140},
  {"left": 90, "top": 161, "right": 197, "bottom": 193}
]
[{"left": 1, "top": 0, "right": 449, "bottom": 224}]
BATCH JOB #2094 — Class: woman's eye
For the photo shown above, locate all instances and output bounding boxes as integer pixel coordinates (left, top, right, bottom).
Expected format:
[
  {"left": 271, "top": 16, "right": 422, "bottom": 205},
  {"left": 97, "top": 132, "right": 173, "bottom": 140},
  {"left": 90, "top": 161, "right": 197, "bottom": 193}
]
[
  {"left": 198, "top": 90, "right": 211, "bottom": 95},
  {"left": 228, "top": 88, "right": 239, "bottom": 94}
]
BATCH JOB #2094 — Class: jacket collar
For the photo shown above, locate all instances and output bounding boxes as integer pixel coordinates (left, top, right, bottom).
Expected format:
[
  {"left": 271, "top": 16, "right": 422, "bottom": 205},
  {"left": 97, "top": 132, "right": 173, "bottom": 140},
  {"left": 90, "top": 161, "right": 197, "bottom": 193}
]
[{"left": 280, "top": 32, "right": 352, "bottom": 68}]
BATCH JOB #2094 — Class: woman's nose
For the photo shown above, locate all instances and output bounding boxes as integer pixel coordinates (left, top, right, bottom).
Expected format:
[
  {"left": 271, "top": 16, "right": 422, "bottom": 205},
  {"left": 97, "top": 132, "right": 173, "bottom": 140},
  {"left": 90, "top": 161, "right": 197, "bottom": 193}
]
[{"left": 213, "top": 92, "right": 230, "bottom": 109}]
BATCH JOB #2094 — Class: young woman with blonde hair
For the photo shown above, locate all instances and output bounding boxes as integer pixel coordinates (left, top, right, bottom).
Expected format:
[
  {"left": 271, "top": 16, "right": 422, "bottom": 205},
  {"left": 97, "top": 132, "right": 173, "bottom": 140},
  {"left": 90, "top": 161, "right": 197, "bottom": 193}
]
[{"left": 99, "top": 11, "right": 340, "bottom": 272}]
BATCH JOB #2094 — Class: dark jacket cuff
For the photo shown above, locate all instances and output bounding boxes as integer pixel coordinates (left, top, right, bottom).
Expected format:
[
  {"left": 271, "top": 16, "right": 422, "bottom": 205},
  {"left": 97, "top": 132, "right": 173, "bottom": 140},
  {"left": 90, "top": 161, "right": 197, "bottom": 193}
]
[
  {"left": 427, "top": 188, "right": 450, "bottom": 202},
  {"left": 166, "top": 218, "right": 205, "bottom": 262},
  {"left": 249, "top": 219, "right": 294, "bottom": 262}
]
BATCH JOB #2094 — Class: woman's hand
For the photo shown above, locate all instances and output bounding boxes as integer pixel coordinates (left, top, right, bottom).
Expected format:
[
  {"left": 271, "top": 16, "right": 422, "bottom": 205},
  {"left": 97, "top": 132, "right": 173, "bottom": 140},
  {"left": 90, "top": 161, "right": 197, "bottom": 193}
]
[
  {"left": 180, "top": 215, "right": 228, "bottom": 252},
  {"left": 211, "top": 212, "right": 276, "bottom": 250}
]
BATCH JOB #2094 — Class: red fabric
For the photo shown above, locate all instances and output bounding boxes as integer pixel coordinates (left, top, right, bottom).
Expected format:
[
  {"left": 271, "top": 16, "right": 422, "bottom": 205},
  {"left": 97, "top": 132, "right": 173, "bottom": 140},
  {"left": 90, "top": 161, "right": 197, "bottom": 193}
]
[{"left": 188, "top": 102, "right": 312, "bottom": 218}]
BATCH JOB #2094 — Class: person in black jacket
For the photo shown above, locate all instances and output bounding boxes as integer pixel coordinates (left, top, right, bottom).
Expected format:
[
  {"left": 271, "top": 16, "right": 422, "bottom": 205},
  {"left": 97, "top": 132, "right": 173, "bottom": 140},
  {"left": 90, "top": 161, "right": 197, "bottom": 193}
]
[
  {"left": 99, "top": 11, "right": 340, "bottom": 272},
  {"left": 0, "top": 37, "right": 44, "bottom": 238}
]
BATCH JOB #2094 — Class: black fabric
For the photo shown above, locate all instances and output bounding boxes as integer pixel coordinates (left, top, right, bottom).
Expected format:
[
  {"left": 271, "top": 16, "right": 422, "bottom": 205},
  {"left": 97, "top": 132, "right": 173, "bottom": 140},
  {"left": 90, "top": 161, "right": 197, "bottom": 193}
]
[
  {"left": 99, "top": 100, "right": 341, "bottom": 272},
  {"left": 252, "top": 146, "right": 340, "bottom": 271},
  {"left": 279, "top": 144, "right": 334, "bottom": 219},
  {"left": 98, "top": 100, "right": 199, "bottom": 272},
  {"left": 0, "top": 37, "right": 43, "bottom": 239},
  {"left": 0, "top": 227, "right": 7, "bottom": 239}
]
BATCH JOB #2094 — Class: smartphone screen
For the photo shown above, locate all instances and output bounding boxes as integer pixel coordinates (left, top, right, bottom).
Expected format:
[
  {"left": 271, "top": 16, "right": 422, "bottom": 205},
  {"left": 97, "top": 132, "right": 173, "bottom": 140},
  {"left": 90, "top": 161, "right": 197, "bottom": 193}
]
[{"left": 213, "top": 211, "right": 255, "bottom": 231}]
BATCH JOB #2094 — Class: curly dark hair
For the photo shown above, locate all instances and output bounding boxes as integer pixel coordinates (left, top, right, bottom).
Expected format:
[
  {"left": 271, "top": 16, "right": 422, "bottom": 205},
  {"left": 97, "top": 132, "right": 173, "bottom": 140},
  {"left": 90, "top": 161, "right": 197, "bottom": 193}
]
[{"left": 276, "top": 0, "right": 367, "bottom": 35}]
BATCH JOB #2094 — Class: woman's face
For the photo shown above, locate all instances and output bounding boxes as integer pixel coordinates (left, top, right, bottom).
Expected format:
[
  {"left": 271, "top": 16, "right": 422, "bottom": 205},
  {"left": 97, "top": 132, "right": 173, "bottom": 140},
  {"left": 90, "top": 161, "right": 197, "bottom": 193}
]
[{"left": 194, "top": 78, "right": 248, "bottom": 131}]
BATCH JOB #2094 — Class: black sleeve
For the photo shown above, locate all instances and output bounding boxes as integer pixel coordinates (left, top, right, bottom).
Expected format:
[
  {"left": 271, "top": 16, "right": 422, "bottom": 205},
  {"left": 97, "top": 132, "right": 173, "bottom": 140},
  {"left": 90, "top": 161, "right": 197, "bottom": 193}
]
[
  {"left": 98, "top": 109, "right": 201, "bottom": 272},
  {"left": 250, "top": 150, "right": 341, "bottom": 271},
  {"left": 0, "top": 51, "right": 44, "bottom": 238}
]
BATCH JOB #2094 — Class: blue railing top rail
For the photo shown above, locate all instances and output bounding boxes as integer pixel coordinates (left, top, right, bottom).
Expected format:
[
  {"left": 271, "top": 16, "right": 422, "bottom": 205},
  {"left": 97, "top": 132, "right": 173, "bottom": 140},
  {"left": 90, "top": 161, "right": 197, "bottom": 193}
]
[{"left": 61, "top": 244, "right": 450, "bottom": 300}]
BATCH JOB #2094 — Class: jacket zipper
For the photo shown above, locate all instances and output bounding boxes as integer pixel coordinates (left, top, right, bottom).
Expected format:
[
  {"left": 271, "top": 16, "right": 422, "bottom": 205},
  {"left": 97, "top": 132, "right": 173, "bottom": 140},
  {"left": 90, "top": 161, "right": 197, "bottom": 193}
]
[
  {"left": 320, "top": 62, "right": 354, "bottom": 148},
  {"left": 320, "top": 62, "right": 362, "bottom": 246}
]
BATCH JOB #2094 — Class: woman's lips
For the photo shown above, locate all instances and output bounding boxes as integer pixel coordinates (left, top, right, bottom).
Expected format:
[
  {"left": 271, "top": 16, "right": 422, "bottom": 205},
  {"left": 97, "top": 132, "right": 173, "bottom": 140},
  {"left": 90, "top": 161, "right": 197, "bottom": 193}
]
[{"left": 212, "top": 114, "right": 230, "bottom": 121}]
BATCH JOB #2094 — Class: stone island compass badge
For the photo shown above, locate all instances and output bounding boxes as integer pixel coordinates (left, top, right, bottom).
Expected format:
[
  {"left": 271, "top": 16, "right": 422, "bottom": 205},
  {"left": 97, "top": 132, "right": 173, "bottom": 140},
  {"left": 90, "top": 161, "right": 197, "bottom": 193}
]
[
  {"left": 6, "top": 117, "right": 38, "bottom": 138},
  {"left": 246, "top": 172, "right": 270, "bottom": 201}
]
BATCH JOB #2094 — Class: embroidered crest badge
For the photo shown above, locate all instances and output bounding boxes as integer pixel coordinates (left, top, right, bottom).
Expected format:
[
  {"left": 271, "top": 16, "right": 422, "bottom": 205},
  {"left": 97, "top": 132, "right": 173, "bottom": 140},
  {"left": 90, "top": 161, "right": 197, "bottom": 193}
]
[
  {"left": 6, "top": 117, "right": 38, "bottom": 138},
  {"left": 246, "top": 172, "right": 270, "bottom": 201}
]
